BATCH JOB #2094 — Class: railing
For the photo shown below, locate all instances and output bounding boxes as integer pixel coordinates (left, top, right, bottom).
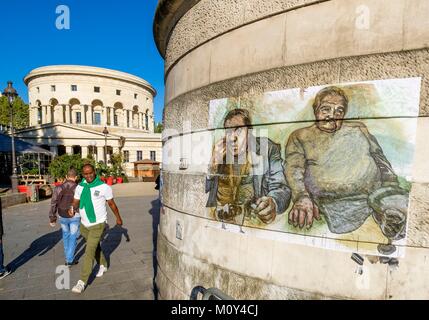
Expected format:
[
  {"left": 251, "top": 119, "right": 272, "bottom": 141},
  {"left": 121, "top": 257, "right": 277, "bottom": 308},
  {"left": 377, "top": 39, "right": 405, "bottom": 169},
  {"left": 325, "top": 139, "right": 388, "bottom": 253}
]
[
  {"left": 17, "top": 174, "right": 47, "bottom": 185},
  {"left": 190, "top": 286, "right": 234, "bottom": 300}
]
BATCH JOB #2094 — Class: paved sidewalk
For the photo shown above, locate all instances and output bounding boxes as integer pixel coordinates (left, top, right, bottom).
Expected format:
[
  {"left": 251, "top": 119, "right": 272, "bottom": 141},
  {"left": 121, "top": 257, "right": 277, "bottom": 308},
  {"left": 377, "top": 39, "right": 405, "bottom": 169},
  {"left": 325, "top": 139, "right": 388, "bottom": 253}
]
[{"left": 0, "top": 182, "right": 160, "bottom": 300}]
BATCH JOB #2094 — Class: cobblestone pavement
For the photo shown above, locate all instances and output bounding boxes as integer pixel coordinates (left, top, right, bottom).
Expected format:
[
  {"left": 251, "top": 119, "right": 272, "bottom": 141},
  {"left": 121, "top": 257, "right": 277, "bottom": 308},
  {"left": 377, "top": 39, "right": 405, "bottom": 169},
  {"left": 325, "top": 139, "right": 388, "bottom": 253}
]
[{"left": 0, "top": 182, "right": 160, "bottom": 300}]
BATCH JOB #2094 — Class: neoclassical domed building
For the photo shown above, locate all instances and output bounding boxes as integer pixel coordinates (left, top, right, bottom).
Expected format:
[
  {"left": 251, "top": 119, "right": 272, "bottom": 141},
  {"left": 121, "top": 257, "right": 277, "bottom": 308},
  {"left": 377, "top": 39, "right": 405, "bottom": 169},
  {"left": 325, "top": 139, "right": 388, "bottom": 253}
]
[{"left": 16, "top": 65, "right": 162, "bottom": 176}]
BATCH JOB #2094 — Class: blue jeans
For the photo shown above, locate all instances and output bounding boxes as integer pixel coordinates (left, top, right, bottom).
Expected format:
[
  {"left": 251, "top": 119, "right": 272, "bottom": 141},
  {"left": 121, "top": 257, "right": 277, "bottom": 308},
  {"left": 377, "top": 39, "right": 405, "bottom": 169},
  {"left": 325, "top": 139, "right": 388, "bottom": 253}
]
[
  {"left": 59, "top": 216, "right": 81, "bottom": 263},
  {"left": 0, "top": 238, "right": 5, "bottom": 273}
]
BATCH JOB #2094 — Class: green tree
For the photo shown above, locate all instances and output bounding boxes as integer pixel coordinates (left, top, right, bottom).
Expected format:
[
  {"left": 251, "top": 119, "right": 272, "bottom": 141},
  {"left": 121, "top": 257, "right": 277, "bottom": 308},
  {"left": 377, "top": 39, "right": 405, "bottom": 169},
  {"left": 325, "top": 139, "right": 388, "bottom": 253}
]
[
  {"left": 48, "top": 154, "right": 95, "bottom": 180},
  {"left": 0, "top": 96, "right": 29, "bottom": 129},
  {"left": 154, "top": 122, "right": 163, "bottom": 133}
]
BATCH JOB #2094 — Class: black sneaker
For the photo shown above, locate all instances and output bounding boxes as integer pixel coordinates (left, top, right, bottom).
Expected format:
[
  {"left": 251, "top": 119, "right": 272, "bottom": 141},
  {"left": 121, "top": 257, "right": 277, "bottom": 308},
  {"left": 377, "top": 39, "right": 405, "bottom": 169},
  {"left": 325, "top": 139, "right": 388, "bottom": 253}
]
[{"left": 0, "top": 268, "right": 11, "bottom": 280}]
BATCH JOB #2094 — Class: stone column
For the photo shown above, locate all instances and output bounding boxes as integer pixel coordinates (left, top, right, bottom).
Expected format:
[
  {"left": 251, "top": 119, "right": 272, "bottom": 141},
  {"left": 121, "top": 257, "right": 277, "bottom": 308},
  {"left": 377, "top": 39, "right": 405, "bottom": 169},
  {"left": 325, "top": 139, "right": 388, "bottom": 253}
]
[
  {"left": 123, "top": 110, "right": 128, "bottom": 128},
  {"left": 81, "top": 146, "right": 88, "bottom": 159},
  {"left": 103, "top": 107, "right": 108, "bottom": 126},
  {"left": 46, "top": 105, "right": 52, "bottom": 123},
  {"left": 150, "top": 114, "right": 154, "bottom": 132},
  {"left": 66, "top": 146, "right": 73, "bottom": 154},
  {"left": 109, "top": 107, "right": 115, "bottom": 126},
  {"left": 97, "top": 146, "right": 104, "bottom": 163},
  {"left": 41, "top": 105, "right": 46, "bottom": 124},
  {"left": 33, "top": 107, "right": 39, "bottom": 126},
  {"left": 81, "top": 105, "right": 87, "bottom": 124},
  {"left": 50, "top": 146, "right": 58, "bottom": 156},
  {"left": 28, "top": 108, "right": 33, "bottom": 126},
  {"left": 138, "top": 112, "right": 143, "bottom": 130},
  {"left": 65, "top": 104, "right": 71, "bottom": 124},
  {"left": 88, "top": 106, "right": 94, "bottom": 125}
]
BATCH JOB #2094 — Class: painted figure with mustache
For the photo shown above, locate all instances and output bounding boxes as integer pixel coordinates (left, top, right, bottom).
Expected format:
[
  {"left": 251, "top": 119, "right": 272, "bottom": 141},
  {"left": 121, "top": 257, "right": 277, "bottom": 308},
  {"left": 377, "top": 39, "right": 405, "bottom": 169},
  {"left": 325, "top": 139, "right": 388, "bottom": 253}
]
[{"left": 285, "top": 86, "right": 408, "bottom": 255}]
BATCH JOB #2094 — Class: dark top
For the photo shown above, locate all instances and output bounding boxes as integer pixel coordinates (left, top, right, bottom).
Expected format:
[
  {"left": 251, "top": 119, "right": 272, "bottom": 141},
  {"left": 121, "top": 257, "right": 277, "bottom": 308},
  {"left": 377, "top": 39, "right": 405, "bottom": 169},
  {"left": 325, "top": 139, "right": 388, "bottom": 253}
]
[{"left": 49, "top": 180, "right": 77, "bottom": 222}]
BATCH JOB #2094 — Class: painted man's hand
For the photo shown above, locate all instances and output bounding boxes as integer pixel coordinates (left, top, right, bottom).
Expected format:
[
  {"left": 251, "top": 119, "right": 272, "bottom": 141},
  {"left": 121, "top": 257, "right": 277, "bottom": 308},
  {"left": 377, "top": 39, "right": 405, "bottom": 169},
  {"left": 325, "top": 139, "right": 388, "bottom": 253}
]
[
  {"left": 289, "top": 196, "right": 321, "bottom": 229},
  {"left": 116, "top": 217, "right": 123, "bottom": 226},
  {"left": 49, "top": 222, "right": 56, "bottom": 228},
  {"left": 255, "top": 196, "right": 277, "bottom": 224}
]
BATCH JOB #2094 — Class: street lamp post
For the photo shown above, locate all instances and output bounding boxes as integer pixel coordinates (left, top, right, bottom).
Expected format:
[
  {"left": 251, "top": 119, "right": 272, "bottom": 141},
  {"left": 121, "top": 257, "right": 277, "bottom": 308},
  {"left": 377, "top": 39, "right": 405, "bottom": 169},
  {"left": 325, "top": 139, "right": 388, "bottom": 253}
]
[
  {"left": 2, "top": 82, "right": 19, "bottom": 193},
  {"left": 103, "top": 126, "right": 109, "bottom": 164}
]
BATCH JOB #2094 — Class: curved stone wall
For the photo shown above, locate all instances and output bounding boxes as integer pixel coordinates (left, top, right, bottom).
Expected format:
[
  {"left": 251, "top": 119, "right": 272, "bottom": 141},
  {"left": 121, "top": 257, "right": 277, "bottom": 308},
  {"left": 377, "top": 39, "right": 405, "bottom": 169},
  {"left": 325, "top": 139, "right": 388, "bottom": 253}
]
[
  {"left": 164, "top": 0, "right": 323, "bottom": 71},
  {"left": 155, "top": 0, "right": 429, "bottom": 299}
]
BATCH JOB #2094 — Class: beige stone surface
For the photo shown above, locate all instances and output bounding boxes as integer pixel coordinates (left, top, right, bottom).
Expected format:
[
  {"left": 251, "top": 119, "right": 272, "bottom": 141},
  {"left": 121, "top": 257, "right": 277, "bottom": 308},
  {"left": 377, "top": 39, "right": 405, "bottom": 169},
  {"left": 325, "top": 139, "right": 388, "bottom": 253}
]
[
  {"left": 407, "top": 183, "right": 429, "bottom": 248},
  {"left": 164, "top": 0, "right": 429, "bottom": 104},
  {"left": 336, "top": 0, "right": 405, "bottom": 58},
  {"left": 210, "top": 14, "right": 286, "bottom": 84},
  {"left": 163, "top": 49, "right": 429, "bottom": 134},
  {"left": 404, "top": 0, "right": 429, "bottom": 50},
  {"left": 386, "top": 246, "right": 429, "bottom": 299},
  {"left": 165, "top": 0, "right": 322, "bottom": 70},
  {"left": 159, "top": 205, "right": 392, "bottom": 299},
  {"left": 243, "top": 0, "right": 319, "bottom": 24},
  {"left": 156, "top": 229, "right": 329, "bottom": 299},
  {"left": 285, "top": 1, "right": 340, "bottom": 66},
  {"left": 271, "top": 241, "right": 389, "bottom": 299},
  {"left": 165, "top": 0, "right": 245, "bottom": 71},
  {"left": 171, "top": 45, "right": 212, "bottom": 100}
]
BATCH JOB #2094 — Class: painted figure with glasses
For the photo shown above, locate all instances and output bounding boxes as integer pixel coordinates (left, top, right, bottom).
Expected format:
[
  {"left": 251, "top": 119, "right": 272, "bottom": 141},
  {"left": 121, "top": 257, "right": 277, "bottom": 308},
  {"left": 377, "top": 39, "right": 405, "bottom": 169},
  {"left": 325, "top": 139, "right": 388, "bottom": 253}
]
[{"left": 206, "top": 108, "right": 291, "bottom": 225}]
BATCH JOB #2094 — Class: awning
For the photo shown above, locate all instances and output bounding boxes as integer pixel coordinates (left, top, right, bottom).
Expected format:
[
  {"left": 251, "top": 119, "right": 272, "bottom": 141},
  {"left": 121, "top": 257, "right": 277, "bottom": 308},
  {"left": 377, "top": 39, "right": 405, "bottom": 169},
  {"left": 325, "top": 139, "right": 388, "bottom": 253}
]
[{"left": 0, "top": 133, "right": 53, "bottom": 155}]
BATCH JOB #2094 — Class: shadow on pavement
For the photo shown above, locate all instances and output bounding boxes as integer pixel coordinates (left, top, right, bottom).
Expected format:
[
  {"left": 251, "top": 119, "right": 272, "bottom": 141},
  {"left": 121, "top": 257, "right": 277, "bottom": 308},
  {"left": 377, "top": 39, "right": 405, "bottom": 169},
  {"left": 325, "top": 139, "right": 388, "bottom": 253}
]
[
  {"left": 149, "top": 198, "right": 161, "bottom": 300},
  {"left": 102, "top": 224, "right": 130, "bottom": 265},
  {"left": 7, "top": 229, "right": 62, "bottom": 272}
]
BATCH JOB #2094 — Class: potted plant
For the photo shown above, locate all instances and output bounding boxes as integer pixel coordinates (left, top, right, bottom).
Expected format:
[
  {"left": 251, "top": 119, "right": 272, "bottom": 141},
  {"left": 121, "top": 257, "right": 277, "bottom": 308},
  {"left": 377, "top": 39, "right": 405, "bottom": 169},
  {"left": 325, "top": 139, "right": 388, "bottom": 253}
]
[
  {"left": 110, "top": 152, "right": 125, "bottom": 184},
  {"left": 96, "top": 162, "right": 109, "bottom": 182}
]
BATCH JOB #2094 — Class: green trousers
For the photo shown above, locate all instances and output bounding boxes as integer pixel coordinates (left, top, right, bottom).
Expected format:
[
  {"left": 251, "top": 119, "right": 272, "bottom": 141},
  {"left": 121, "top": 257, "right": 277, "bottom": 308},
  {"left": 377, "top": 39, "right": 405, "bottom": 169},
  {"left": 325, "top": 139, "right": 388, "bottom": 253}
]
[{"left": 80, "top": 223, "right": 107, "bottom": 284}]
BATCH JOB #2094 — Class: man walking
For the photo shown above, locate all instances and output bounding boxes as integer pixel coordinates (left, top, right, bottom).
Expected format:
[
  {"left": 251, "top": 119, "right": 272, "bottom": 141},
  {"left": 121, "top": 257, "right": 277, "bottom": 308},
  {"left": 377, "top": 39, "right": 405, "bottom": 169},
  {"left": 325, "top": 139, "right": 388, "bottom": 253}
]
[
  {"left": 70, "top": 164, "right": 123, "bottom": 294},
  {"left": 49, "top": 167, "right": 80, "bottom": 266}
]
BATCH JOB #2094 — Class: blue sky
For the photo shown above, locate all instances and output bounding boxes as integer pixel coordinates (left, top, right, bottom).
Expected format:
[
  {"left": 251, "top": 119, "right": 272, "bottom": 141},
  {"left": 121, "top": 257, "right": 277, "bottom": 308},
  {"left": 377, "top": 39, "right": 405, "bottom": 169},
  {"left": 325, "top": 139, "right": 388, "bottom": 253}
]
[{"left": 0, "top": 0, "right": 165, "bottom": 123}]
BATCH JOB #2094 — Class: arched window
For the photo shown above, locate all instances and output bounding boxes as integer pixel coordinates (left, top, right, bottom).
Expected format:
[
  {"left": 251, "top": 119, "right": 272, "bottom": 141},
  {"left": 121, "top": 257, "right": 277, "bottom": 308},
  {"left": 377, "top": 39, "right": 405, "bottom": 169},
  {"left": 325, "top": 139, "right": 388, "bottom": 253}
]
[
  {"left": 50, "top": 98, "right": 61, "bottom": 123},
  {"left": 91, "top": 100, "right": 104, "bottom": 125},
  {"left": 114, "top": 102, "right": 123, "bottom": 127},
  {"left": 69, "top": 98, "right": 81, "bottom": 124}
]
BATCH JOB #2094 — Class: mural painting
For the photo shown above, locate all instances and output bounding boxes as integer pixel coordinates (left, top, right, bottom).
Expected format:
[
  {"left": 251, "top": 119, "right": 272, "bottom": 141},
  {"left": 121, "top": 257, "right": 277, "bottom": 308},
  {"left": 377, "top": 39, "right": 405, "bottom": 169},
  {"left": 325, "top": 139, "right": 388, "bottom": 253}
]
[{"left": 206, "top": 78, "right": 421, "bottom": 256}]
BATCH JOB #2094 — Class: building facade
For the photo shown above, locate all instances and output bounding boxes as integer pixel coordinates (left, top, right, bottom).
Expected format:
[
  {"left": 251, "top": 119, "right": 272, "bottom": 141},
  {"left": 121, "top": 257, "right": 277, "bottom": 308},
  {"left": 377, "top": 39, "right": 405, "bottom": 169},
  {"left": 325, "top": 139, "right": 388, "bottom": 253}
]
[
  {"left": 17, "top": 65, "right": 162, "bottom": 176},
  {"left": 154, "top": 0, "right": 429, "bottom": 299}
]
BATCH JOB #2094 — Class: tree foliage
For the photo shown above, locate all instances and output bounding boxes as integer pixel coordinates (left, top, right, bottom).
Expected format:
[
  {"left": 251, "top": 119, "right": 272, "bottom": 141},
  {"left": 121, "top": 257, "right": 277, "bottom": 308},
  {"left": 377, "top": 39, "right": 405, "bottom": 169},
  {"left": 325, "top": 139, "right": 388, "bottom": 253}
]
[
  {"left": 154, "top": 122, "right": 163, "bottom": 133},
  {"left": 0, "top": 95, "right": 29, "bottom": 129},
  {"left": 48, "top": 154, "right": 95, "bottom": 180}
]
